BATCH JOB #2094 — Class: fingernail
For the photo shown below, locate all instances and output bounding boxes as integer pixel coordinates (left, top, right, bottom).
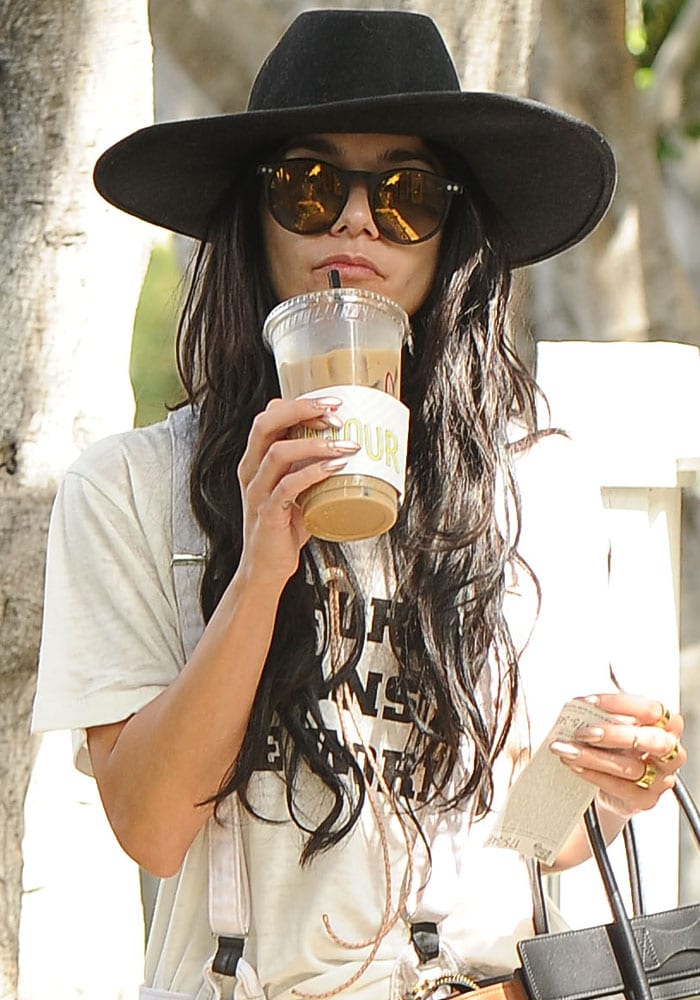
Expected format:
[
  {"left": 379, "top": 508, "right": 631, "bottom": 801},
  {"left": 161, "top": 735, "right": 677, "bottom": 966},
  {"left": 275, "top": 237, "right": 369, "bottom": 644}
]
[
  {"left": 577, "top": 726, "right": 605, "bottom": 743},
  {"left": 310, "top": 396, "right": 342, "bottom": 409},
  {"left": 550, "top": 741, "right": 581, "bottom": 758},
  {"left": 584, "top": 695, "right": 600, "bottom": 705},
  {"left": 329, "top": 440, "right": 361, "bottom": 453},
  {"left": 320, "top": 458, "right": 348, "bottom": 471},
  {"left": 322, "top": 414, "right": 344, "bottom": 429}
]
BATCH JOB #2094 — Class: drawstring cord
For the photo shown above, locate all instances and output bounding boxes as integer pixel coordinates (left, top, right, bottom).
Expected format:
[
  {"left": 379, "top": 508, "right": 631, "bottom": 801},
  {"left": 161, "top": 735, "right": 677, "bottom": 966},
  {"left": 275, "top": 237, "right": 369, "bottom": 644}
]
[{"left": 292, "top": 570, "right": 416, "bottom": 999}]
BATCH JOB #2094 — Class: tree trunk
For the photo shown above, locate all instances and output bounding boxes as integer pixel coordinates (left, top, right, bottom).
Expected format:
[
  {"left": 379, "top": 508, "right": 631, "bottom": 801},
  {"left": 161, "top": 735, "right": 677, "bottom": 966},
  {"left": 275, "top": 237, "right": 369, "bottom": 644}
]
[
  {"left": 377, "top": 0, "right": 542, "bottom": 94},
  {"left": 530, "top": 0, "right": 700, "bottom": 345},
  {"left": 0, "top": 1, "right": 153, "bottom": 994},
  {"left": 150, "top": 0, "right": 287, "bottom": 111}
]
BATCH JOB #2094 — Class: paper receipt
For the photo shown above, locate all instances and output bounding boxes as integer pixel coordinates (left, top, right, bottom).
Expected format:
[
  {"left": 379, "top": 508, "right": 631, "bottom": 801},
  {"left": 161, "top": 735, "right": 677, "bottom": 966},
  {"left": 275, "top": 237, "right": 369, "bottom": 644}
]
[{"left": 486, "top": 700, "right": 616, "bottom": 865}]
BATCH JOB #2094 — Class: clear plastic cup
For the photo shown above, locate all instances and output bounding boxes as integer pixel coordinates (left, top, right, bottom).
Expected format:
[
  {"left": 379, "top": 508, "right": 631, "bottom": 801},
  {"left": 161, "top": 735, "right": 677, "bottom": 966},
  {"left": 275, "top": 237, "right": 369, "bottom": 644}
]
[{"left": 263, "top": 288, "right": 410, "bottom": 541}]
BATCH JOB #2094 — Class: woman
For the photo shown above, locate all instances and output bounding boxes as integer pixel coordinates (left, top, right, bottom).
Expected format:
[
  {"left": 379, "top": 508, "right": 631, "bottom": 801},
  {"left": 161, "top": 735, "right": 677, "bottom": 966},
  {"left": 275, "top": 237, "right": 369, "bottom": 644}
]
[{"left": 33, "top": 9, "right": 686, "bottom": 1000}]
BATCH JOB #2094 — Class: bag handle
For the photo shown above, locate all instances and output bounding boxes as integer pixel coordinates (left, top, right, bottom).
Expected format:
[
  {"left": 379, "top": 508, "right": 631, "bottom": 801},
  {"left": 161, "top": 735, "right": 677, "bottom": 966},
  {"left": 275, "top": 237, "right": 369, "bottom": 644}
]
[
  {"left": 533, "top": 775, "right": 699, "bottom": 922},
  {"left": 531, "top": 775, "right": 699, "bottom": 1000},
  {"left": 583, "top": 801, "right": 652, "bottom": 1000},
  {"left": 675, "top": 774, "right": 700, "bottom": 846},
  {"left": 622, "top": 821, "right": 643, "bottom": 916}
]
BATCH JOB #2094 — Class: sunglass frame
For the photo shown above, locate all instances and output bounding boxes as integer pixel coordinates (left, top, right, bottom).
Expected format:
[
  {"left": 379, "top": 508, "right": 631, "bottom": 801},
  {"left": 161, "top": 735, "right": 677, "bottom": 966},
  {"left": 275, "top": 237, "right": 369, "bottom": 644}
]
[{"left": 258, "top": 158, "right": 463, "bottom": 245}]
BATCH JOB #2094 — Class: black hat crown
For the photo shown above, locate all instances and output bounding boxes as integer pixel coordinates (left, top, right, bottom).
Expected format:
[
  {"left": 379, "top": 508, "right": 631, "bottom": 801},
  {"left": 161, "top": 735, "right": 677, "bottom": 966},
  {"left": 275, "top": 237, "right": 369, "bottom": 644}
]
[{"left": 248, "top": 10, "right": 461, "bottom": 111}]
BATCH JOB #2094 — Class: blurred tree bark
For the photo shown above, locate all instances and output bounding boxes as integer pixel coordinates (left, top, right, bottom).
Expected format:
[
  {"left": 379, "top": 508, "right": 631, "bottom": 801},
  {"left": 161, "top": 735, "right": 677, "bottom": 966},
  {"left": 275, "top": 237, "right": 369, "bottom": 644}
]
[
  {"left": 530, "top": 0, "right": 700, "bottom": 345},
  {"left": 0, "top": 1, "right": 153, "bottom": 994},
  {"left": 648, "top": 0, "right": 700, "bottom": 307},
  {"left": 150, "top": 0, "right": 286, "bottom": 111},
  {"left": 377, "top": 0, "right": 542, "bottom": 93}
]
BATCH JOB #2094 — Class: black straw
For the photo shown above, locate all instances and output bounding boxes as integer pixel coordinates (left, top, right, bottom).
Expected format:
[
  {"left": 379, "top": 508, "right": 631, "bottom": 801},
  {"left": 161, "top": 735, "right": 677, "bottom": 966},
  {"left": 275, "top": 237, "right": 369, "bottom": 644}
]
[{"left": 328, "top": 269, "right": 342, "bottom": 289}]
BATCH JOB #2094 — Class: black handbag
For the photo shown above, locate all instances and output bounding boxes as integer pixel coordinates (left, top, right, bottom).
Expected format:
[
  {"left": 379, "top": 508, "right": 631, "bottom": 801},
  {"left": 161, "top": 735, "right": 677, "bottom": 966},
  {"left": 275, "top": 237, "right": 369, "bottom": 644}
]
[{"left": 515, "top": 776, "right": 700, "bottom": 1000}]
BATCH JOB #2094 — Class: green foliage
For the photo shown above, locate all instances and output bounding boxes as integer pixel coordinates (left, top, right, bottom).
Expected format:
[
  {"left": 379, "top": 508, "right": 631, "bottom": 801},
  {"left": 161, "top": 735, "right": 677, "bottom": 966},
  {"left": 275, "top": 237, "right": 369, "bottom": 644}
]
[
  {"left": 657, "top": 131, "right": 685, "bottom": 159},
  {"left": 634, "top": 0, "right": 686, "bottom": 66},
  {"left": 130, "top": 239, "right": 185, "bottom": 427},
  {"left": 627, "top": 0, "right": 700, "bottom": 161},
  {"left": 634, "top": 66, "right": 656, "bottom": 89},
  {"left": 627, "top": 22, "right": 648, "bottom": 57}
]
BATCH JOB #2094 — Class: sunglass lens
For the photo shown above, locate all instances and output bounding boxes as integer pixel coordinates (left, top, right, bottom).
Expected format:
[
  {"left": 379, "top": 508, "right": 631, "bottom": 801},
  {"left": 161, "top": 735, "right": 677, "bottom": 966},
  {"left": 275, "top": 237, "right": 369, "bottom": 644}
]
[
  {"left": 374, "top": 170, "right": 448, "bottom": 243},
  {"left": 267, "top": 161, "right": 344, "bottom": 234}
]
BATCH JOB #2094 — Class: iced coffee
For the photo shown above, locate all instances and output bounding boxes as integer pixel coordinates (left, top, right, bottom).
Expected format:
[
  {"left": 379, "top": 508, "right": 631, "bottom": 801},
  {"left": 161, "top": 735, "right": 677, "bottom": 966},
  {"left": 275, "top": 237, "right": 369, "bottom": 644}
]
[{"left": 263, "top": 288, "right": 410, "bottom": 542}]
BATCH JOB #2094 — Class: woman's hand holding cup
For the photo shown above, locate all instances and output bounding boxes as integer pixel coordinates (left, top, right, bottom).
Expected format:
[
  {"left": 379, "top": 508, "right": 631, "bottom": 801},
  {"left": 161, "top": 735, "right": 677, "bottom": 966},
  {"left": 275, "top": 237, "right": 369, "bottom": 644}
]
[{"left": 236, "top": 395, "right": 360, "bottom": 588}]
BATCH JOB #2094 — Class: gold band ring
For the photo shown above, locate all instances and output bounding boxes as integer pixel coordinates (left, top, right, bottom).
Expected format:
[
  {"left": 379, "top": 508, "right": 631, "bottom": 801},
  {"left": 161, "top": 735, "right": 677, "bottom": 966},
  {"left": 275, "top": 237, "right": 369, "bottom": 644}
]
[
  {"left": 655, "top": 704, "right": 672, "bottom": 729},
  {"left": 659, "top": 739, "right": 680, "bottom": 764},
  {"left": 635, "top": 760, "right": 657, "bottom": 789}
]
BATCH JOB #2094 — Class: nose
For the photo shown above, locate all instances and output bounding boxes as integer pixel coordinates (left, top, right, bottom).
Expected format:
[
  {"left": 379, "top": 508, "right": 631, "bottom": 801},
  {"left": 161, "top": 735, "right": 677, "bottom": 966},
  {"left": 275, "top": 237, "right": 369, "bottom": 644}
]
[{"left": 329, "top": 179, "right": 380, "bottom": 239}]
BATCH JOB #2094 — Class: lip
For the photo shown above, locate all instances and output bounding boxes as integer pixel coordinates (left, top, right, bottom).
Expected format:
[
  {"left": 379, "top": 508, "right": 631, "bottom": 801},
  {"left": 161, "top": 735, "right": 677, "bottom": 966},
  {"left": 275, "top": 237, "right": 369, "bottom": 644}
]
[{"left": 314, "top": 254, "right": 384, "bottom": 279}]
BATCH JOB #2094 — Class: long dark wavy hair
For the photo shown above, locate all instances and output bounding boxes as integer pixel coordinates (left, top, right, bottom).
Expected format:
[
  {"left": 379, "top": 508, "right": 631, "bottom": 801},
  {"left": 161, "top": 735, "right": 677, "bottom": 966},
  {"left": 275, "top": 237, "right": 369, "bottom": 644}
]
[{"left": 177, "top": 143, "right": 541, "bottom": 863}]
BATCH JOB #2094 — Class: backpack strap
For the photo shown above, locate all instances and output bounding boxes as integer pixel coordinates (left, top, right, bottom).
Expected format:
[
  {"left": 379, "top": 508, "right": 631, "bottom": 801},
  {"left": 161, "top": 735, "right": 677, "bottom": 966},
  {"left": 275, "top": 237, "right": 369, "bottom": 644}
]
[
  {"left": 208, "top": 796, "right": 257, "bottom": 987},
  {"left": 168, "top": 408, "right": 262, "bottom": 997},
  {"left": 169, "top": 406, "right": 207, "bottom": 660}
]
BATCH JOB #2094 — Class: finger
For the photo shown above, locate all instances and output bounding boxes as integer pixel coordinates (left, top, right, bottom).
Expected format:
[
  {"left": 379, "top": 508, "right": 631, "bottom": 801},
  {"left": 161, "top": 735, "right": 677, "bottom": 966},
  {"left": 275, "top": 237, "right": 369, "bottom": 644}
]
[
  {"left": 550, "top": 741, "right": 651, "bottom": 784},
  {"left": 653, "top": 736, "right": 685, "bottom": 770},
  {"left": 258, "top": 455, "right": 354, "bottom": 526},
  {"left": 562, "top": 762, "right": 675, "bottom": 815},
  {"left": 238, "top": 396, "right": 343, "bottom": 487},
  {"left": 582, "top": 693, "right": 681, "bottom": 730},
  {"left": 246, "top": 436, "right": 360, "bottom": 508},
  {"left": 550, "top": 737, "right": 684, "bottom": 801},
  {"left": 573, "top": 721, "right": 685, "bottom": 762}
]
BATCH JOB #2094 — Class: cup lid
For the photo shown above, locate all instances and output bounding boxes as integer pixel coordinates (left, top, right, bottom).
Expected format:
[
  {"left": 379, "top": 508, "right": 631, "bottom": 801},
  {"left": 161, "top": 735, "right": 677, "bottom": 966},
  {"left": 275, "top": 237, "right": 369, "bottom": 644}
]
[{"left": 262, "top": 287, "right": 410, "bottom": 353}]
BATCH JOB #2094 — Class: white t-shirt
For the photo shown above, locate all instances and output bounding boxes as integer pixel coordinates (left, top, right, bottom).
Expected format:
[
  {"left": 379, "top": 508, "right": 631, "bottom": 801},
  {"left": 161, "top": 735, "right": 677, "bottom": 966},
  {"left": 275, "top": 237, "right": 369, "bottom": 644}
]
[{"left": 32, "top": 418, "right": 612, "bottom": 999}]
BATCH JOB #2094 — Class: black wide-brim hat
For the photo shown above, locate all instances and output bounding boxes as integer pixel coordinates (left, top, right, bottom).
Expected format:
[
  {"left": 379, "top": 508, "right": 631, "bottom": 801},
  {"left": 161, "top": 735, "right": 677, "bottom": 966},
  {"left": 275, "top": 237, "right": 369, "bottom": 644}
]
[{"left": 94, "top": 8, "right": 616, "bottom": 268}]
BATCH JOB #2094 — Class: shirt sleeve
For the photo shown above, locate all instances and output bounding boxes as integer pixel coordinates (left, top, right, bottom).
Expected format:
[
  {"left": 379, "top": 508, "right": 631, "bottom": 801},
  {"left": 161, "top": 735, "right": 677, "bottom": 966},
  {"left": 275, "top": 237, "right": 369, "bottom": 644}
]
[
  {"left": 32, "top": 430, "right": 186, "bottom": 774},
  {"left": 507, "top": 431, "right": 614, "bottom": 750}
]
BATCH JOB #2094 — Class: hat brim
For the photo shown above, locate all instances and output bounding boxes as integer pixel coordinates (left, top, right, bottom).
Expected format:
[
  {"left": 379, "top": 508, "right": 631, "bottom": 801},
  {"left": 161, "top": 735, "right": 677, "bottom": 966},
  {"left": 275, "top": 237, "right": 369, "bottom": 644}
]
[{"left": 93, "top": 92, "right": 616, "bottom": 268}]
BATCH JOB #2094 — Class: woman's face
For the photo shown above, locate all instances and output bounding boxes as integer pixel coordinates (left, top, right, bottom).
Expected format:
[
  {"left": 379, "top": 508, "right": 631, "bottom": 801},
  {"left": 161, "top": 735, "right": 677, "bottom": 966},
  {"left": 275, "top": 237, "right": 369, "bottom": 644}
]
[{"left": 261, "top": 133, "right": 444, "bottom": 316}]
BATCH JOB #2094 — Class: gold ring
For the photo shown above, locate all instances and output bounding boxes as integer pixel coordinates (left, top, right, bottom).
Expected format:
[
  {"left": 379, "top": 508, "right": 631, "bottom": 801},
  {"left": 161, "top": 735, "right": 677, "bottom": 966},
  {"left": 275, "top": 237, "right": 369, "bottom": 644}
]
[
  {"left": 659, "top": 739, "right": 680, "bottom": 764},
  {"left": 655, "top": 704, "right": 671, "bottom": 729},
  {"left": 635, "top": 760, "right": 657, "bottom": 789}
]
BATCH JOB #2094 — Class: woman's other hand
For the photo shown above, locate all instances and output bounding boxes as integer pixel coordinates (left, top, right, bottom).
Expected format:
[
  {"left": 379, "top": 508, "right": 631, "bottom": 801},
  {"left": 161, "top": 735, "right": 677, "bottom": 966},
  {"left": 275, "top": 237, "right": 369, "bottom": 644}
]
[
  {"left": 236, "top": 395, "right": 359, "bottom": 587},
  {"left": 550, "top": 692, "right": 686, "bottom": 818}
]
